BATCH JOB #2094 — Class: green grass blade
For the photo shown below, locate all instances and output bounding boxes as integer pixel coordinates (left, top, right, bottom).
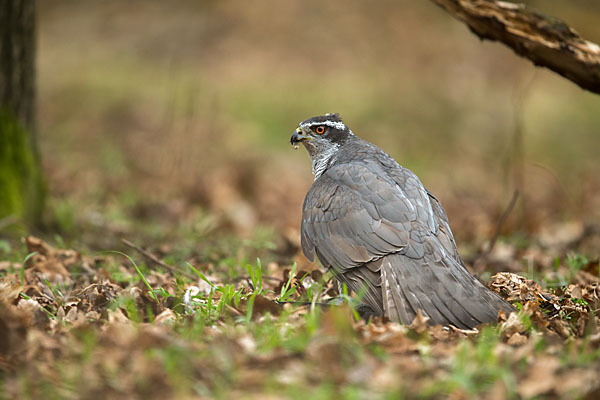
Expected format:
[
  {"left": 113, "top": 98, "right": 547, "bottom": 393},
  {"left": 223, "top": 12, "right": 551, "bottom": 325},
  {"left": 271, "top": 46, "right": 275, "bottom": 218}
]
[
  {"left": 106, "top": 250, "right": 159, "bottom": 302},
  {"left": 21, "top": 251, "right": 38, "bottom": 286}
]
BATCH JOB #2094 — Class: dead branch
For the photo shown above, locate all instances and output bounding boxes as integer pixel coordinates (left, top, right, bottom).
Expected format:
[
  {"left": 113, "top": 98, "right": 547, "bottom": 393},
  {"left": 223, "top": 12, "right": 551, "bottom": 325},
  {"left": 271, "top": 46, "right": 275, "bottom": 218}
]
[
  {"left": 431, "top": 0, "right": 600, "bottom": 94},
  {"left": 232, "top": 275, "right": 284, "bottom": 283},
  {"left": 121, "top": 238, "right": 195, "bottom": 279}
]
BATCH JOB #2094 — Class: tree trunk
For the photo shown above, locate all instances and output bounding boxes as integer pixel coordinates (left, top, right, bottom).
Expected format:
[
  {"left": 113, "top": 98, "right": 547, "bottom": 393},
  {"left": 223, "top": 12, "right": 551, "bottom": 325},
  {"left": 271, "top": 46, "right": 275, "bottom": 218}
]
[{"left": 0, "top": 0, "right": 45, "bottom": 227}]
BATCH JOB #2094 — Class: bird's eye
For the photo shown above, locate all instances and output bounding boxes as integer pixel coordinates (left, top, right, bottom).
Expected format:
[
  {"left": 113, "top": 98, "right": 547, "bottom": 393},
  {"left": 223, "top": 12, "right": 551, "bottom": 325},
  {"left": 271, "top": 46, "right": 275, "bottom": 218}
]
[{"left": 315, "top": 126, "right": 325, "bottom": 134}]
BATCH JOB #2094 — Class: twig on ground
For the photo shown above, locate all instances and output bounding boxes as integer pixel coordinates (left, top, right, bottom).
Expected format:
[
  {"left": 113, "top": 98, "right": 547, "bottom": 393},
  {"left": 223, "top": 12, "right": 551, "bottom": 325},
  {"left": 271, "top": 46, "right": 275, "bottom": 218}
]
[
  {"left": 225, "top": 304, "right": 244, "bottom": 316},
  {"left": 275, "top": 300, "right": 338, "bottom": 308},
  {"left": 232, "top": 275, "right": 284, "bottom": 283},
  {"left": 121, "top": 238, "right": 195, "bottom": 279}
]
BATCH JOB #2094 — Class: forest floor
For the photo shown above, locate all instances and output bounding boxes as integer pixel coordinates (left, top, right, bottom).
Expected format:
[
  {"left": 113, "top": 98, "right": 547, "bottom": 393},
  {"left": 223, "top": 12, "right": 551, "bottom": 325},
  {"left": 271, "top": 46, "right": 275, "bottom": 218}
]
[{"left": 1, "top": 213, "right": 599, "bottom": 399}]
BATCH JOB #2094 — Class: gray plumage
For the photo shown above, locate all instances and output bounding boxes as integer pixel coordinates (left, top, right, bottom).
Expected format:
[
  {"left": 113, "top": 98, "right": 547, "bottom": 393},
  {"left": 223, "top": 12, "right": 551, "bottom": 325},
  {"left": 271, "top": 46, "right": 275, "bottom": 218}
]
[{"left": 291, "top": 114, "right": 514, "bottom": 328}]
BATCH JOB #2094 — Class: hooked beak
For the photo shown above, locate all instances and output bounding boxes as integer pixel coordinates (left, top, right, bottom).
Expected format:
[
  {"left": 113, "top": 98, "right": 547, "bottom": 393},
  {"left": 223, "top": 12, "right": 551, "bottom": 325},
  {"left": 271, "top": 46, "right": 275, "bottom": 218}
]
[{"left": 290, "top": 127, "right": 312, "bottom": 148}]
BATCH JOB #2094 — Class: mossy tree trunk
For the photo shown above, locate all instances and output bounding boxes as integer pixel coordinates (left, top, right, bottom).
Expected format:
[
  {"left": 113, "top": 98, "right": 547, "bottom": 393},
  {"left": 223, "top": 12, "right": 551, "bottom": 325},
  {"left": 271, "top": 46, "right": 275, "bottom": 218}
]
[{"left": 0, "top": 0, "right": 45, "bottom": 227}]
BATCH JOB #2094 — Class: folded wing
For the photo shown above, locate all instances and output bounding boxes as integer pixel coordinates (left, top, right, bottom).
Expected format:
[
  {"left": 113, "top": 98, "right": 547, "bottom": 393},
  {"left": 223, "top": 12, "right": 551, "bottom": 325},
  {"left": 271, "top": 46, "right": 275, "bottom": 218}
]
[{"left": 301, "top": 161, "right": 513, "bottom": 327}]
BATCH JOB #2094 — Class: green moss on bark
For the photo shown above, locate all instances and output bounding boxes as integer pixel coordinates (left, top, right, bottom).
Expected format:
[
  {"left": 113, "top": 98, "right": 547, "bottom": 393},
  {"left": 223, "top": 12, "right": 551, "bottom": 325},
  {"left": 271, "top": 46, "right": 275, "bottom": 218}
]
[{"left": 0, "top": 109, "right": 45, "bottom": 226}]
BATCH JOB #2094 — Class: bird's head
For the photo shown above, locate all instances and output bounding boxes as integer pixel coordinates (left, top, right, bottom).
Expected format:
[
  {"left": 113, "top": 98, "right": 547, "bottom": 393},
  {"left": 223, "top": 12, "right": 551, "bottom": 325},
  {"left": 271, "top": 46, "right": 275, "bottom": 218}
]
[{"left": 290, "top": 113, "right": 353, "bottom": 158}]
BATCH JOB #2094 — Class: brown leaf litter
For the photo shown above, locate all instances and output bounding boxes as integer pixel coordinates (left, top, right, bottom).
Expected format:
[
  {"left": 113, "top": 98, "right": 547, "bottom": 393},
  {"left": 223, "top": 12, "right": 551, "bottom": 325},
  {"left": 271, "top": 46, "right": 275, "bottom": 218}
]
[{"left": 0, "top": 236, "right": 599, "bottom": 398}]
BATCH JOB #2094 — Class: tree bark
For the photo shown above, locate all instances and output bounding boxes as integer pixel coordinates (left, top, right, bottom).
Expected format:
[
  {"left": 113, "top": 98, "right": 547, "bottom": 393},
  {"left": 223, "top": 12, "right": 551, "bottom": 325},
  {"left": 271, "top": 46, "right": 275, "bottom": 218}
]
[
  {"left": 431, "top": 0, "right": 600, "bottom": 94},
  {"left": 0, "top": 0, "right": 45, "bottom": 227}
]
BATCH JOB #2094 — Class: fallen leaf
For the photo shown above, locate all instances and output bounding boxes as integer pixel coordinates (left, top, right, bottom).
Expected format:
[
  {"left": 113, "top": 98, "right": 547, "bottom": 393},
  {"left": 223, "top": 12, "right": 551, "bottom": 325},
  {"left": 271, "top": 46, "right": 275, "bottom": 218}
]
[{"left": 409, "top": 309, "right": 430, "bottom": 334}]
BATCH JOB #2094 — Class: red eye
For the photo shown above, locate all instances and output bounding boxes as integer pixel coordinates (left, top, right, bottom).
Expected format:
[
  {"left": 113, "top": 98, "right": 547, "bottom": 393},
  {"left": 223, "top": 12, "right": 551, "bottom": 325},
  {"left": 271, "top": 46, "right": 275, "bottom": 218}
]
[{"left": 315, "top": 126, "right": 325, "bottom": 134}]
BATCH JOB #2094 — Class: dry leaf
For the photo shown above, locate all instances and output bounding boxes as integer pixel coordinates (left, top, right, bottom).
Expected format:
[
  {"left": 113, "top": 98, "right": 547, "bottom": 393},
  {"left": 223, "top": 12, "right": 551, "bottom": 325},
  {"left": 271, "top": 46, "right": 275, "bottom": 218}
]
[{"left": 409, "top": 309, "right": 430, "bottom": 334}]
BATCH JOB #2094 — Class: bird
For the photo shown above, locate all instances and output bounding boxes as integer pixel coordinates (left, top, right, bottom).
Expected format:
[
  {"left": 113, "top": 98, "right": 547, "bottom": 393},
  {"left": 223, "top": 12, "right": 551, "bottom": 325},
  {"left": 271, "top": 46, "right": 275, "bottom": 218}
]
[{"left": 291, "top": 113, "right": 514, "bottom": 329}]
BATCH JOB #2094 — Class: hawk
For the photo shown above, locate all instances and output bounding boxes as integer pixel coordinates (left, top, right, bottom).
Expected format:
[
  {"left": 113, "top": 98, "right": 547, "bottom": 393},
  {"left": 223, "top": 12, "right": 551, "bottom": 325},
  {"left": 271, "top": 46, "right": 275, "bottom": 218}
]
[{"left": 291, "top": 113, "right": 514, "bottom": 328}]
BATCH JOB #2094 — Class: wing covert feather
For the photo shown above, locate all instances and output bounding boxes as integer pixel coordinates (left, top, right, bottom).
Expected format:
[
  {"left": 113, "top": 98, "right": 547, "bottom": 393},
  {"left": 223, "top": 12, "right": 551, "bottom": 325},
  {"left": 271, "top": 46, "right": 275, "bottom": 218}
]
[{"left": 301, "top": 162, "right": 429, "bottom": 270}]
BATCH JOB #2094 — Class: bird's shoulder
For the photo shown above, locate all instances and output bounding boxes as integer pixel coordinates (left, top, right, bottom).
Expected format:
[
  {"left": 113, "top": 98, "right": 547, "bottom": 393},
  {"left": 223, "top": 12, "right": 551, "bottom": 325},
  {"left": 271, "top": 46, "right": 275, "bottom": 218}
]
[
  {"left": 305, "top": 142, "right": 426, "bottom": 208},
  {"left": 303, "top": 139, "right": 441, "bottom": 237}
]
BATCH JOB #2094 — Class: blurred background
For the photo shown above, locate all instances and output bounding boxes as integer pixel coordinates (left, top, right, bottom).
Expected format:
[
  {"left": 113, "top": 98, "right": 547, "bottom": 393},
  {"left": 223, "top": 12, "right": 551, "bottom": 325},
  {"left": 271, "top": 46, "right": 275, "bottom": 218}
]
[{"left": 36, "top": 0, "right": 600, "bottom": 262}]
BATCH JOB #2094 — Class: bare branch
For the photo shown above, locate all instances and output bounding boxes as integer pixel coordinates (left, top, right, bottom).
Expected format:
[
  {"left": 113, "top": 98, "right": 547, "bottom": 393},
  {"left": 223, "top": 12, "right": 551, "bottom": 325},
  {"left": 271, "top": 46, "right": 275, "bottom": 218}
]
[{"left": 431, "top": 0, "right": 600, "bottom": 94}]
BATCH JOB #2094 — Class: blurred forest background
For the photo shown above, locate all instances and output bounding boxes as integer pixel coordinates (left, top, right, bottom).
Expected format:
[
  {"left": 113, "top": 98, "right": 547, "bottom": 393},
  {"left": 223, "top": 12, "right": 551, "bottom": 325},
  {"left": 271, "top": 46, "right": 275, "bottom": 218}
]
[
  {"left": 2, "top": 1, "right": 600, "bottom": 398},
  {"left": 33, "top": 0, "right": 600, "bottom": 254}
]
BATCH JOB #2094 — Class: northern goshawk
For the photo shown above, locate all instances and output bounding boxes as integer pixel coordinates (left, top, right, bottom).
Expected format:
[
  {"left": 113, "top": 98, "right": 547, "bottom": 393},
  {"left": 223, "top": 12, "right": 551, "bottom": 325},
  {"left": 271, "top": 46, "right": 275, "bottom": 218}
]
[{"left": 291, "top": 113, "right": 514, "bottom": 328}]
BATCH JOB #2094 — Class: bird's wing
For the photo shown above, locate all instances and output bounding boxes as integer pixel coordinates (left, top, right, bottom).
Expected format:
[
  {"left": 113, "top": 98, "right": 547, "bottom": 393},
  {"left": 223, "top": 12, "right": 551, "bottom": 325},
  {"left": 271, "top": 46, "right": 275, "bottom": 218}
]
[
  {"left": 426, "top": 190, "right": 463, "bottom": 266},
  {"left": 377, "top": 155, "right": 463, "bottom": 265},
  {"left": 301, "top": 161, "right": 427, "bottom": 270},
  {"left": 301, "top": 161, "right": 514, "bottom": 327}
]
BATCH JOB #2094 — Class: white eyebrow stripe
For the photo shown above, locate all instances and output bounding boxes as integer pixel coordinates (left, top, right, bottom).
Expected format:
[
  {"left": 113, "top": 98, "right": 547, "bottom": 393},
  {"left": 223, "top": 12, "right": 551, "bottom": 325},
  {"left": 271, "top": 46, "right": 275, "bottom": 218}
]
[{"left": 300, "top": 120, "right": 347, "bottom": 131}]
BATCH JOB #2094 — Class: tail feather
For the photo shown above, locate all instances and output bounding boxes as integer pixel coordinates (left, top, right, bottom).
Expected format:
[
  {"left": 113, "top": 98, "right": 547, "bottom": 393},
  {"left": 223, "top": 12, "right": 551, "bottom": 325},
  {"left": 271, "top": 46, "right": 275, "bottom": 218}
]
[
  {"left": 403, "top": 257, "right": 480, "bottom": 328},
  {"left": 381, "top": 253, "right": 513, "bottom": 328},
  {"left": 337, "top": 265, "right": 385, "bottom": 316},
  {"left": 382, "top": 264, "right": 415, "bottom": 323},
  {"left": 442, "top": 256, "right": 512, "bottom": 323}
]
